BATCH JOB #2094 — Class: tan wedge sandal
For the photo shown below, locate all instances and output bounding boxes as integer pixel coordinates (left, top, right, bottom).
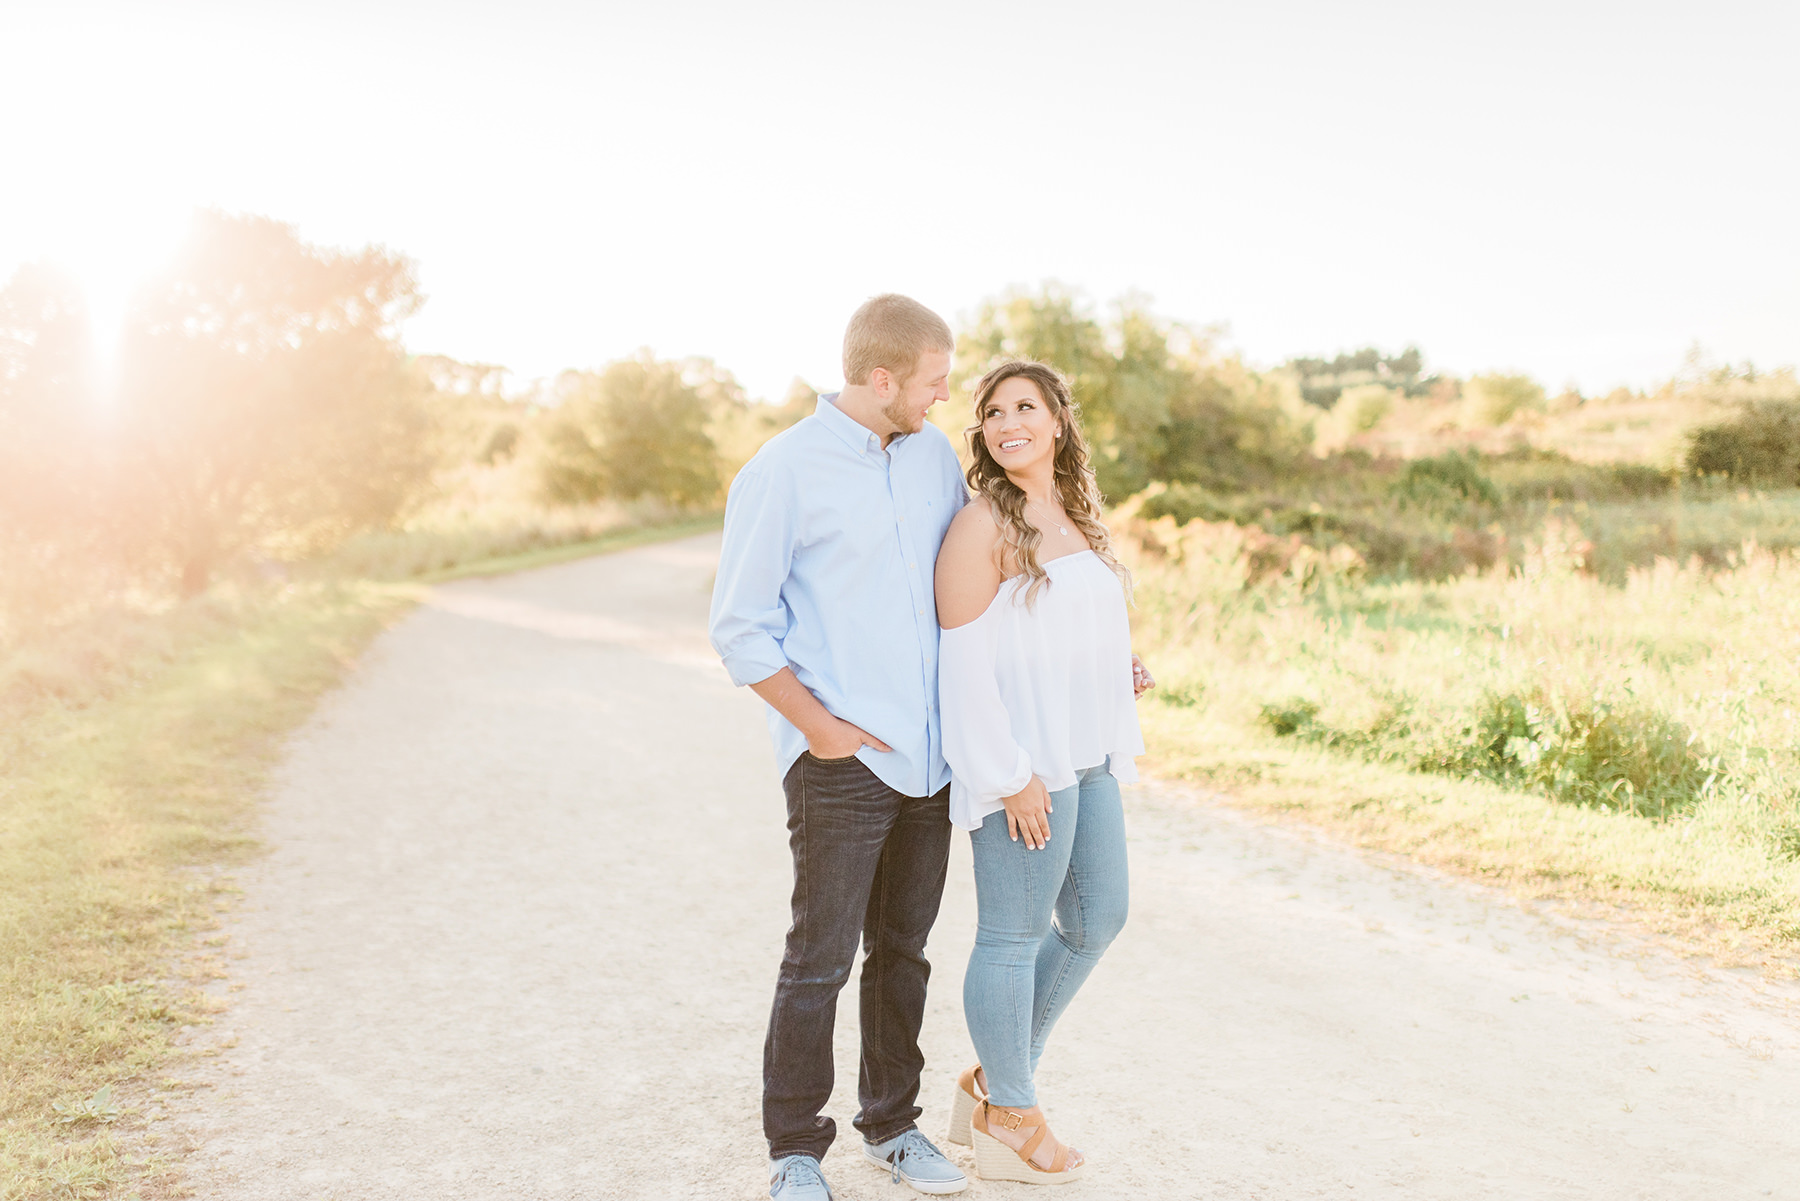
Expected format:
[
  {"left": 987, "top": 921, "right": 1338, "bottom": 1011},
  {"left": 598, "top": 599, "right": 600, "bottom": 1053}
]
[
  {"left": 947, "top": 1064, "right": 986, "bottom": 1147},
  {"left": 969, "top": 1099, "right": 1085, "bottom": 1184}
]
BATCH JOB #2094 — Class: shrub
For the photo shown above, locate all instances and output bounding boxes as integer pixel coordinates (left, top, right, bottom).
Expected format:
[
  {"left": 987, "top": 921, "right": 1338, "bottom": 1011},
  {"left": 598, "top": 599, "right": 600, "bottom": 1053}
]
[
  {"left": 1423, "top": 688, "right": 1714, "bottom": 819},
  {"left": 1259, "top": 698, "right": 1321, "bottom": 737},
  {"left": 1331, "top": 384, "right": 1396, "bottom": 434},
  {"left": 477, "top": 422, "right": 520, "bottom": 465},
  {"left": 1136, "top": 482, "right": 1248, "bottom": 527},
  {"left": 1486, "top": 450, "right": 1674, "bottom": 503},
  {"left": 1464, "top": 373, "right": 1545, "bottom": 426},
  {"left": 1391, "top": 450, "right": 1500, "bottom": 514},
  {"left": 1260, "top": 681, "right": 1717, "bottom": 821},
  {"left": 956, "top": 287, "right": 1311, "bottom": 498},
  {"left": 540, "top": 355, "right": 722, "bottom": 506},
  {"left": 1685, "top": 401, "right": 1800, "bottom": 487}
]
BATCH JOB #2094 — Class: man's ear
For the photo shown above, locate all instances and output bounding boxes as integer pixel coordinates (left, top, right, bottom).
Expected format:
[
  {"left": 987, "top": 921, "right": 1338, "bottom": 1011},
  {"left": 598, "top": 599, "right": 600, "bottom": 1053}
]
[{"left": 868, "top": 365, "right": 894, "bottom": 396}]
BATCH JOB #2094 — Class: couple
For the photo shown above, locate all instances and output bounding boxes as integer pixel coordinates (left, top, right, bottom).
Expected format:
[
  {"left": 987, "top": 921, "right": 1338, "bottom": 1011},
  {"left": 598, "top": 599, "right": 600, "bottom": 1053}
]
[{"left": 709, "top": 294, "right": 1151, "bottom": 1199}]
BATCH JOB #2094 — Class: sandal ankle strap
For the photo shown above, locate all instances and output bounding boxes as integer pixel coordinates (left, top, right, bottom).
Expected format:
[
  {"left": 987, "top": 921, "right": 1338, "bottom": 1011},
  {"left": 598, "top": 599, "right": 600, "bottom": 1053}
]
[
  {"left": 977, "top": 1101, "right": 1070, "bottom": 1173},
  {"left": 979, "top": 1101, "right": 1042, "bottom": 1130}
]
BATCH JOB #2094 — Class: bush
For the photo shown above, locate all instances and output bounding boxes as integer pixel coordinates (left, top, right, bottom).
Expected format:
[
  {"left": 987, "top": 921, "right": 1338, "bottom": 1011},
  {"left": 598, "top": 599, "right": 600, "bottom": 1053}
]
[
  {"left": 1391, "top": 450, "right": 1500, "bottom": 514},
  {"left": 540, "top": 355, "right": 723, "bottom": 506},
  {"left": 1421, "top": 688, "right": 1715, "bottom": 819},
  {"left": 1135, "top": 482, "right": 1248, "bottom": 527},
  {"left": 1331, "top": 384, "right": 1396, "bottom": 434},
  {"left": 956, "top": 287, "right": 1310, "bottom": 498},
  {"left": 1259, "top": 698, "right": 1321, "bottom": 737},
  {"left": 1485, "top": 450, "right": 1673, "bottom": 504},
  {"left": 1261, "top": 683, "right": 1716, "bottom": 820},
  {"left": 1686, "top": 401, "right": 1800, "bottom": 487},
  {"left": 477, "top": 422, "right": 520, "bottom": 465},
  {"left": 1463, "top": 373, "right": 1545, "bottom": 426}
]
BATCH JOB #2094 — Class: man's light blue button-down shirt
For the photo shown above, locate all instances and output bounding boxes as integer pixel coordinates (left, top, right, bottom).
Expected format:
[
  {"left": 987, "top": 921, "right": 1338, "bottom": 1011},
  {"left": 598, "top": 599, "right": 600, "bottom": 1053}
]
[{"left": 708, "top": 394, "right": 967, "bottom": 797}]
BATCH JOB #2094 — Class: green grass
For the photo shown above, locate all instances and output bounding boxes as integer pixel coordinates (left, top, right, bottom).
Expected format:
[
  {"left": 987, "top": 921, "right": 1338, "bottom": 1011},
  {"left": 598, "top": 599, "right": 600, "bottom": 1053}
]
[
  {"left": 0, "top": 581, "right": 407, "bottom": 1199},
  {"left": 0, "top": 513, "right": 715, "bottom": 1200},
  {"left": 1124, "top": 504, "right": 1800, "bottom": 971},
  {"left": 1133, "top": 454, "right": 1800, "bottom": 583},
  {"left": 407, "top": 513, "right": 722, "bottom": 583},
  {"left": 1140, "top": 700, "right": 1800, "bottom": 960},
  {"left": 311, "top": 497, "right": 716, "bottom": 584}
]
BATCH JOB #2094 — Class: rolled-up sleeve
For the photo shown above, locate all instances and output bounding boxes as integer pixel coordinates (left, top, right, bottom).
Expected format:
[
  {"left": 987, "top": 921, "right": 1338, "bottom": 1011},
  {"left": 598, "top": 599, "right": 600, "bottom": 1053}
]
[{"left": 708, "top": 464, "right": 796, "bottom": 687}]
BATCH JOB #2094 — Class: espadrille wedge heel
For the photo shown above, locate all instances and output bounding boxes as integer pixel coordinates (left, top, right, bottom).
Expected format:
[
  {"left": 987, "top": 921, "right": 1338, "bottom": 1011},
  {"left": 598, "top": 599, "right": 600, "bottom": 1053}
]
[
  {"left": 946, "top": 1064, "right": 985, "bottom": 1147},
  {"left": 969, "top": 1100, "right": 1084, "bottom": 1185}
]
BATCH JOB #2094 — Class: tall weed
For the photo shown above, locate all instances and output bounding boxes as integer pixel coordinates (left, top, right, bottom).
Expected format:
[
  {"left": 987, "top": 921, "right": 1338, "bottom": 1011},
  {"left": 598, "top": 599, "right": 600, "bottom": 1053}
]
[{"left": 1125, "top": 506, "right": 1800, "bottom": 909}]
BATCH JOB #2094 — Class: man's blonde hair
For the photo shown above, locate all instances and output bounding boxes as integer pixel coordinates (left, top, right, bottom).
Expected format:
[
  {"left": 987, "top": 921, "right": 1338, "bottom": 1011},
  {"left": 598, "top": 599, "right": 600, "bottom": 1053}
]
[{"left": 842, "top": 294, "right": 954, "bottom": 387}]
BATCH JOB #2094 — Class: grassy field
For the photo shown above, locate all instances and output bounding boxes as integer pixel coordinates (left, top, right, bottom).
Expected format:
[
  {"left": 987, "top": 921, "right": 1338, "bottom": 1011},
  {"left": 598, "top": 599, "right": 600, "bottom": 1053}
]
[
  {"left": 7, "top": 371, "right": 1799, "bottom": 1197},
  {"left": 0, "top": 515, "right": 717, "bottom": 1201},
  {"left": 1123, "top": 503, "right": 1800, "bottom": 970}
]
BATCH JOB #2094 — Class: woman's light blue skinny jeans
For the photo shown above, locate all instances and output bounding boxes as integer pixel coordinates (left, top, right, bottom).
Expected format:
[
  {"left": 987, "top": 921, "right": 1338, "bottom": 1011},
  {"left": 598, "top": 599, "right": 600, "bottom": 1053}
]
[{"left": 964, "top": 762, "right": 1128, "bottom": 1108}]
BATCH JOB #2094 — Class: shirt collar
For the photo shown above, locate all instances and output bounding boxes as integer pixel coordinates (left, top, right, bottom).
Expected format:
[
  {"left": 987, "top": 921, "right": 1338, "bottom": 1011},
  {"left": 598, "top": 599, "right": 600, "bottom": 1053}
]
[{"left": 817, "top": 393, "right": 904, "bottom": 457}]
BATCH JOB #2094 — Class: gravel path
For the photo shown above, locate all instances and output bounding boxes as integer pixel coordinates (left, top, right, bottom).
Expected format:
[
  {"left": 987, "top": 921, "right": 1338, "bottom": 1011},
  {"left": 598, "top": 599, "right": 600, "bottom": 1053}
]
[{"left": 164, "top": 531, "right": 1800, "bottom": 1200}]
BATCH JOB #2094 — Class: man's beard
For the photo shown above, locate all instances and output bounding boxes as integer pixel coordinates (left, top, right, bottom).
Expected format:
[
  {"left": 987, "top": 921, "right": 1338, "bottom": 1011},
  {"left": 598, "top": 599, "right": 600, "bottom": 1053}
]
[{"left": 882, "top": 386, "right": 922, "bottom": 434}]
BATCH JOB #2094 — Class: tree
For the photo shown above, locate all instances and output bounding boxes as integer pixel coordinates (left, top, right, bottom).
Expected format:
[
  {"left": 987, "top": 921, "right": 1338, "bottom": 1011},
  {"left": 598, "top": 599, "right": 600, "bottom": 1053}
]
[
  {"left": 540, "top": 353, "right": 724, "bottom": 506},
  {"left": 1285, "top": 346, "right": 1429, "bottom": 408},
  {"left": 117, "top": 211, "right": 431, "bottom": 594},
  {"left": 713, "top": 376, "right": 813, "bottom": 483},
  {"left": 0, "top": 263, "right": 97, "bottom": 540},
  {"left": 956, "top": 286, "right": 1144, "bottom": 495},
  {"left": 0, "top": 264, "right": 117, "bottom": 630},
  {"left": 1150, "top": 349, "right": 1310, "bottom": 491},
  {"left": 1463, "top": 373, "right": 1545, "bottom": 426},
  {"left": 956, "top": 285, "right": 1308, "bottom": 498},
  {"left": 1686, "top": 401, "right": 1800, "bottom": 486}
]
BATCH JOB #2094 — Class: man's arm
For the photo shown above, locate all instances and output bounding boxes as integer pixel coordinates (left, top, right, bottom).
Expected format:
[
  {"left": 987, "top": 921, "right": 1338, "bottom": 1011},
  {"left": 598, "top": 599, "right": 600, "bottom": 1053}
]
[
  {"left": 749, "top": 668, "right": 891, "bottom": 758},
  {"left": 709, "top": 461, "right": 889, "bottom": 760}
]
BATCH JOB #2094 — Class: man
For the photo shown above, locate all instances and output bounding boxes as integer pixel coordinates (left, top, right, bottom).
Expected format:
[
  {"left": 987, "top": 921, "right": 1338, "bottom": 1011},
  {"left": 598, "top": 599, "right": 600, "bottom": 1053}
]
[{"left": 709, "top": 295, "right": 969, "bottom": 1199}]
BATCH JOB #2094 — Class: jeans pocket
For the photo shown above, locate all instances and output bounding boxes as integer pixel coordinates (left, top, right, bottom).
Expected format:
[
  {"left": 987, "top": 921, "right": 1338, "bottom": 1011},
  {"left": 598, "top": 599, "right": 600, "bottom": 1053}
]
[{"left": 806, "top": 750, "right": 862, "bottom": 765}]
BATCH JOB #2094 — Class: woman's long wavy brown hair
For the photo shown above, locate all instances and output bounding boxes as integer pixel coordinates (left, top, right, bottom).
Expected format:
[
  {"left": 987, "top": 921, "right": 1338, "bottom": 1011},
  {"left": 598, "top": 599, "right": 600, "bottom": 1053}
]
[{"left": 965, "top": 359, "right": 1130, "bottom": 606}]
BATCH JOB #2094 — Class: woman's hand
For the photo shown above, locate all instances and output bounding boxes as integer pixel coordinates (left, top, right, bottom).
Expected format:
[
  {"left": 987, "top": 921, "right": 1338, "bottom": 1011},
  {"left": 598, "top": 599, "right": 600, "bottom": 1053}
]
[
  {"left": 1002, "top": 776, "right": 1053, "bottom": 850},
  {"left": 1132, "top": 653, "right": 1156, "bottom": 698}
]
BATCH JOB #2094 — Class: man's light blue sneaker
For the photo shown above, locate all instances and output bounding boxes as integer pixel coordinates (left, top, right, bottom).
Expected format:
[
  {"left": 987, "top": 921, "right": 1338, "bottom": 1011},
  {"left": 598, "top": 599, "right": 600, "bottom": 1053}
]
[
  {"left": 770, "top": 1153, "right": 834, "bottom": 1200},
  {"left": 863, "top": 1128, "right": 969, "bottom": 1195}
]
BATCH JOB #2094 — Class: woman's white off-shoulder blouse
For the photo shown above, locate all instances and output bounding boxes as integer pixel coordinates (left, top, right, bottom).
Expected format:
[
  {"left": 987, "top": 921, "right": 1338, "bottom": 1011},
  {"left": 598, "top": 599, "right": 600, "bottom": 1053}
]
[{"left": 939, "top": 549, "right": 1145, "bottom": 831}]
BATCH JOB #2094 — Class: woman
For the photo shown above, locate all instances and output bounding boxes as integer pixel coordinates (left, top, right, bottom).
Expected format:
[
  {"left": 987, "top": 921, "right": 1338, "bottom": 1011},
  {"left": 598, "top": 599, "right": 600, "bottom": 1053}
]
[{"left": 935, "top": 359, "right": 1152, "bottom": 1184}]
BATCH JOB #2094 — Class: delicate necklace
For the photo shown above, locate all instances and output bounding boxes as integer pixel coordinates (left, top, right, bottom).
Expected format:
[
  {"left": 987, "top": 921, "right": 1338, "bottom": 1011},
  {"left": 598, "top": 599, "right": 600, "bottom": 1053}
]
[{"left": 1029, "top": 497, "right": 1070, "bottom": 537}]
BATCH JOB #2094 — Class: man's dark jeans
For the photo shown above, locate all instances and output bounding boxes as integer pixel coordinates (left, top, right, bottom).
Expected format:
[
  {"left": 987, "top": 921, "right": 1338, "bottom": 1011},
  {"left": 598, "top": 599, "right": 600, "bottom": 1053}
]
[{"left": 764, "top": 751, "right": 952, "bottom": 1162}]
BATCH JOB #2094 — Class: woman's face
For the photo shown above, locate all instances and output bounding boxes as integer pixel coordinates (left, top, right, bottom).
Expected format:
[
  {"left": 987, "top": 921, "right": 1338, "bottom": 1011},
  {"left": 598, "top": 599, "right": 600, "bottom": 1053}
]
[{"left": 980, "top": 376, "right": 1061, "bottom": 477}]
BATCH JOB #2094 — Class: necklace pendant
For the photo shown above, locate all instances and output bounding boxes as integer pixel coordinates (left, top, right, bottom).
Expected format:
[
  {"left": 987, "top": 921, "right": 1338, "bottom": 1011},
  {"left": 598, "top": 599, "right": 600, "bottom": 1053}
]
[{"left": 1058, "top": 525, "right": 1070, "bottom": 536}]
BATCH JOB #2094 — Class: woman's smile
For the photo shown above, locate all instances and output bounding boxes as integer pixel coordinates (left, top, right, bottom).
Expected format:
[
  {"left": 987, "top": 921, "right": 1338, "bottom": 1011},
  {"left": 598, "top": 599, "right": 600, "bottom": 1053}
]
[{"left": 981, "top": 376, "right": 1060, "bottom": 470}]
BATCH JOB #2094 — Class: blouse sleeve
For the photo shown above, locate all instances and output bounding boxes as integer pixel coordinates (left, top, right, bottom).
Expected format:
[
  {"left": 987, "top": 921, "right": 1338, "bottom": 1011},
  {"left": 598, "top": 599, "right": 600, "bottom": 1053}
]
[{"left": 939, "top": 607, "right": 1034, "bottom": 806}]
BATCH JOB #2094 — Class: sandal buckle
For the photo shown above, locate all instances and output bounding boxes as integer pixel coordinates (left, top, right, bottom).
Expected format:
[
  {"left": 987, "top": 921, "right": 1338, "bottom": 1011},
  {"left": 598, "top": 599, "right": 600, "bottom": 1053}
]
[{"left": 999, "top": 1110, "right": 1026, "bottom": 1131}]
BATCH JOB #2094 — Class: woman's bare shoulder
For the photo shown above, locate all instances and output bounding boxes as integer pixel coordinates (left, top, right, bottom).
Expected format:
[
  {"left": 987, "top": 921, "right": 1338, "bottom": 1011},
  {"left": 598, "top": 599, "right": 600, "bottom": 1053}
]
[
  {"left": 936, "top": 497, "right": 1005, "bottom": 628},
  {"left": 947, "top": 495, "right": 999, "bottom": 536}
]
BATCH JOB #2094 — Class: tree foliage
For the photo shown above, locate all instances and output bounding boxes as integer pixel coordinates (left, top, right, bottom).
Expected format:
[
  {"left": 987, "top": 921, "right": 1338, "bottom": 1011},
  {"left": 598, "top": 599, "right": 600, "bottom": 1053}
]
[
  {"left": 1463, "top": 373, "right": 1546, "bottom": 426},
  {"left": 955, "top": 286, "right": 1310, "bottom": 498},
  {"left": 0, "top": 264, "right": 121, "bottom": 629},
  {"left": 117, "top": 211, "right": 432, "bottom": 594},
  {"left": 540, "top": 354, "right": 729, "bottom": 506},
  {"left": 1685, "top": 401, "right": 1800, "bottom": 487},
  {"left": 0, "top": 263, "right": 99, "bottom": 543},
  {"left": 1391, "top": 450, "right": 1502, "bottom": 515},
  {"left": 1285, "top": 346, "right": 1428, "bottom": 408}
]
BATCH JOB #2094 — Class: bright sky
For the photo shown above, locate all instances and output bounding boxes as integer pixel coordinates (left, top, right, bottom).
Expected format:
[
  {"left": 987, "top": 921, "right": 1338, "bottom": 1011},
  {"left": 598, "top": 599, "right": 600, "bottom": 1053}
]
[{"left": 3, "top": 0, "right": 1796, "bottom": 402}]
